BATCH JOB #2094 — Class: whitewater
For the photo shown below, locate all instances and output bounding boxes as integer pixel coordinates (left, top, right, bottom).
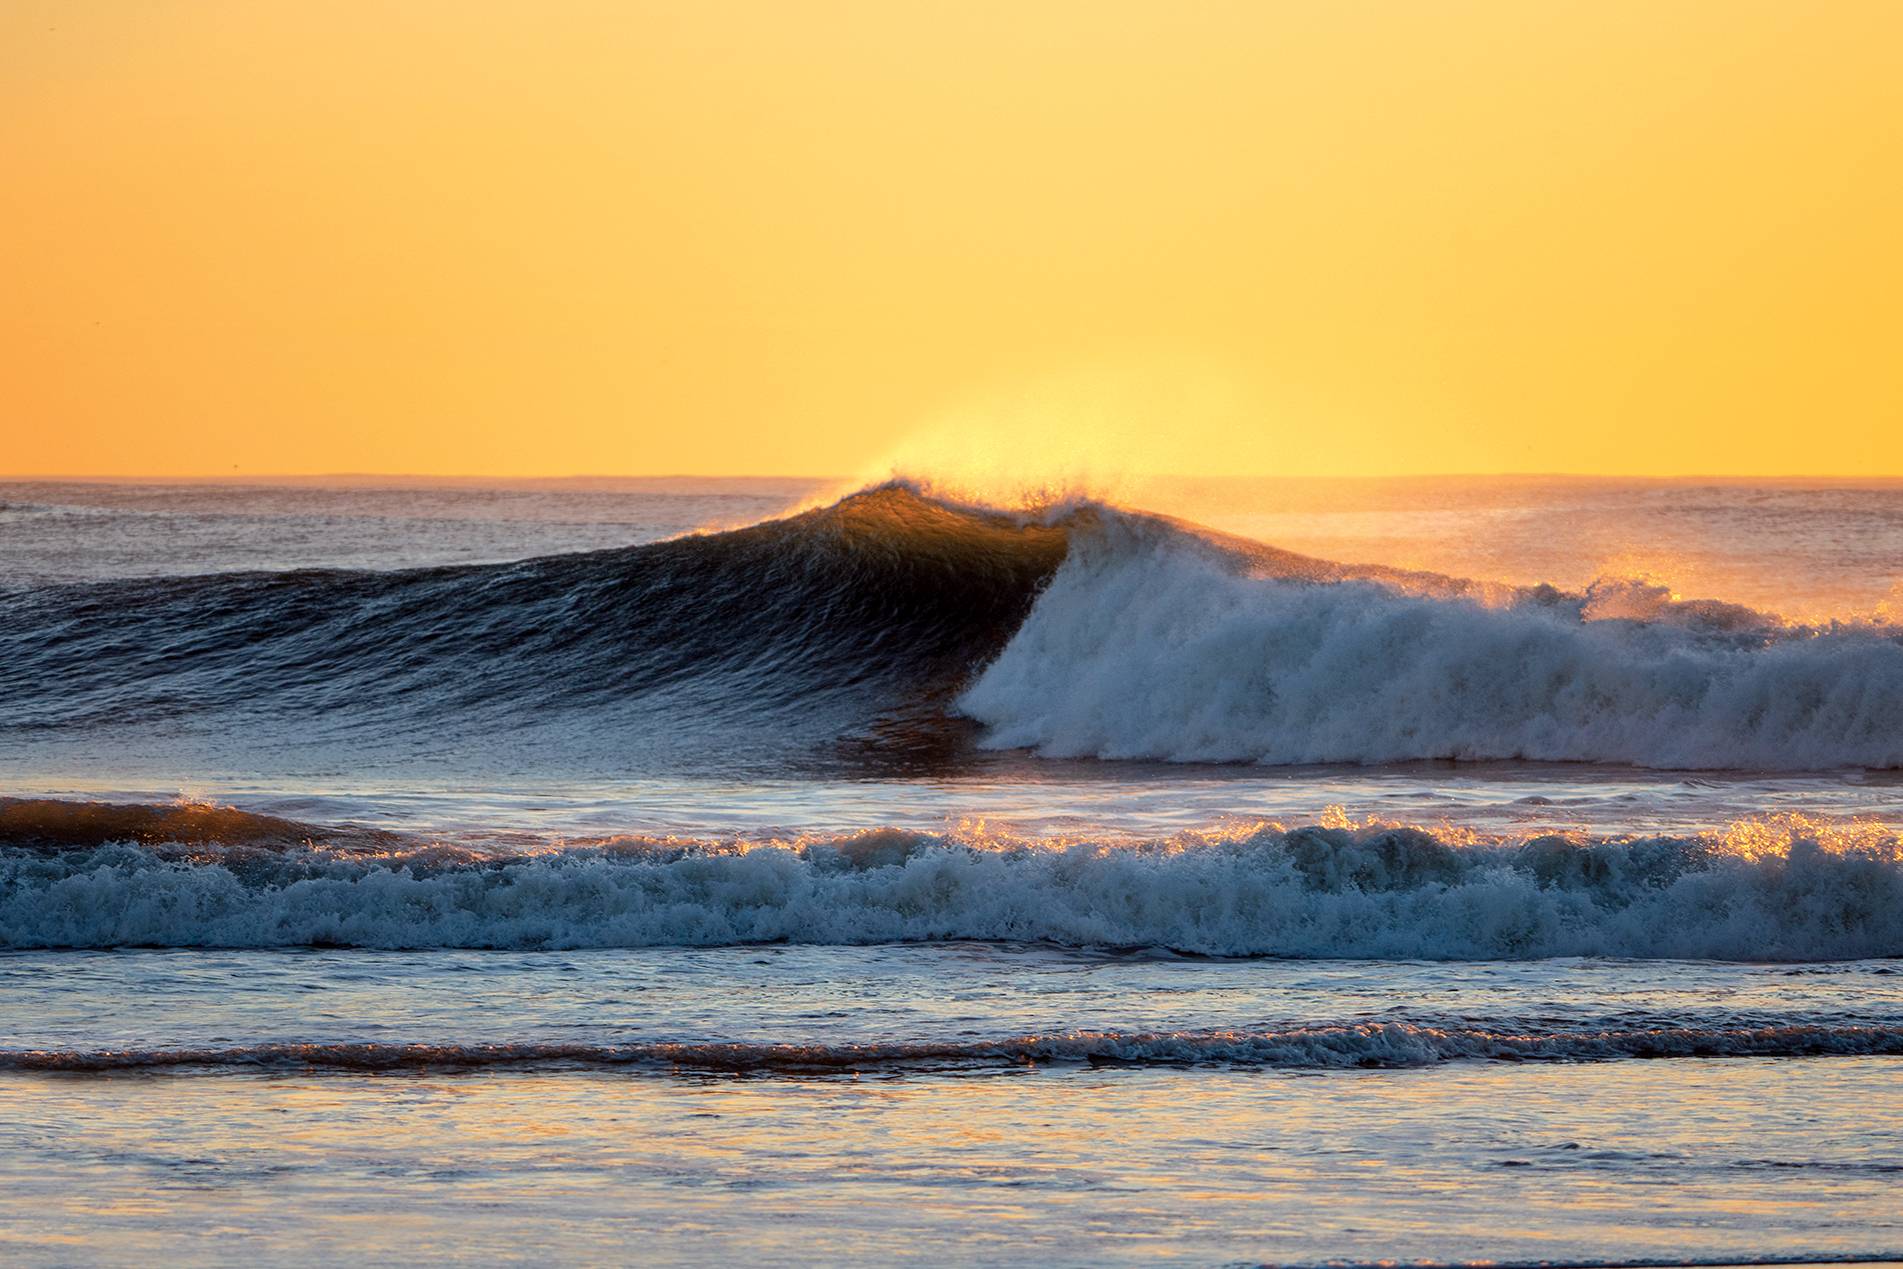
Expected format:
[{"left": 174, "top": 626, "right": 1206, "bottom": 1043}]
[
  {"left": 3, "top": 812, "right": 1900, "bottom": 959},
  {"left": 3, "top": 475, "right": 1901, "bottom": 1267},
  {"left": 959, "top": 507, "right": 1903, "bottom": 769}
]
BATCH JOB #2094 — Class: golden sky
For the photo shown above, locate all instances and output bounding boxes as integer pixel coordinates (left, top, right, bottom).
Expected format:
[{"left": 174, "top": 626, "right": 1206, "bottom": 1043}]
[{"left": 3, "top": 1, "right": 1899, "bottom": 478}]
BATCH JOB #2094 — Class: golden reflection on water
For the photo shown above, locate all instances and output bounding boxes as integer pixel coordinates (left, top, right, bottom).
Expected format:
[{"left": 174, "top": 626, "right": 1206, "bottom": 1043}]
[{"left": 4, "top": 1059, "right": 1900, "bottom": 1262}]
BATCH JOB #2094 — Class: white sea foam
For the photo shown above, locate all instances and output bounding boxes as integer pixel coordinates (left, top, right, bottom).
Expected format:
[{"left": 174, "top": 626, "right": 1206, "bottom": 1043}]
[
  {"left": 956, "top": 516, "right": 1903, "bottom": 770},
  {"left": 5, "top": 822, "right": 1899, "bottom": 958}
]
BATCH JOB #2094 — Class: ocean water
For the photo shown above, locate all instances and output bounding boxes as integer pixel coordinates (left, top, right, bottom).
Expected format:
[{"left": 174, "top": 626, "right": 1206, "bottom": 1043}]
[{"left": 2, "top": 474, "right": 1901, "bottom": 1266}]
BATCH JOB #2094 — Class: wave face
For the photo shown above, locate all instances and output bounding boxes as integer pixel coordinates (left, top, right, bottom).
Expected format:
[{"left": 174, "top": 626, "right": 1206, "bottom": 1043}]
[
  {"left": 4, "top": 810, "right": 1899, "bottom": 959},
  {"left": 956, "top": 513, "right": 1903, "bottom": 770},
  {"left": 9, "top": 1021, "right": 1902, "bottom": 1074},
  {"left": 0, "top": 484, "right": 1068, "bottom": 769}
]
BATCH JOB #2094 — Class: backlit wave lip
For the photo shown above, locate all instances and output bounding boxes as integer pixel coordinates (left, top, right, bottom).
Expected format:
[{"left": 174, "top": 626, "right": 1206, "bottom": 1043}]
[
  {"left": 4, "top": 802, "right": 1899, "bottom": 959},
  {"left": 7, "top": 1021, "right": 1902, "bottom": 1075}
]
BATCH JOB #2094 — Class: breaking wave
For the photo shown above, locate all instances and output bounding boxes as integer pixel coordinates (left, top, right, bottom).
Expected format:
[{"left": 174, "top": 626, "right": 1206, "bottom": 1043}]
[
  {"left": 1, "top": 481, "right": 1899, "bottom": 772},
  {"left": 4, "top": 804, "right": 1899, "bottom": 959},
  {"left": 956, "top": 510, "right": 1903, "bottom": 771},
  {"left": 8, "top": 1021, "right": 1902, "bottom": 1075}
]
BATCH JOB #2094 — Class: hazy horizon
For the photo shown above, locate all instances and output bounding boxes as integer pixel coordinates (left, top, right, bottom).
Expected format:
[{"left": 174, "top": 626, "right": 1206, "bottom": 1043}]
[{"left": 10, "top": 469, "right": 1903, "bottom": 486}]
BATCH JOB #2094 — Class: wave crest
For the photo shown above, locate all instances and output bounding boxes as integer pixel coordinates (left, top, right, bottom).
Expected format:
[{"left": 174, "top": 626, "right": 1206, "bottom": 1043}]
[
  {"left": 957, "top": 518, "right": 1903, "bottom": 770},
  {"left": 4, "top": 808, "right": 1898, "bottom": 959}
]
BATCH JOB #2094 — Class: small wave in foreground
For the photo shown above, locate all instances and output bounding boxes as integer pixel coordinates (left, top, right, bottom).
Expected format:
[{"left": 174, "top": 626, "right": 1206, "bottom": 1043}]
[
  {"left": 8, "top": 1021, "right": 1902, "bottom": 1075},
  {"left": 4, "top": 802, "right": 1898, "bottom": 959}
]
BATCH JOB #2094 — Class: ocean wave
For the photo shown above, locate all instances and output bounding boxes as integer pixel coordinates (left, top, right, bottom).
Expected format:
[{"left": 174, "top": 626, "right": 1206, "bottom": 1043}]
[
  {"left": 957, "top": 512, "right": 1903, "bottom": 770},
  {"left": 4, "top": 810, "right": 1899, "bottom": 958},
  {"left": 0, "top": 797, "right": 384, "bottom": 850},
  {"left": 7, "top": 1021, "right": 1901, "bottom": 1074},
  {"left": 0, "top": 484, "right": 1068, "bottom": 762},
  {"left": 3, "top": 481, "right": 1899, "bottom": 773}
]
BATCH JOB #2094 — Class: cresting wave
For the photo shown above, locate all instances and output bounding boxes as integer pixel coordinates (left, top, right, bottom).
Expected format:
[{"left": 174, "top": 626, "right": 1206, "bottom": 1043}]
[
  {"left": 0, "top": 484, "right": 1069, "bottom": 767},
  {"left": 4, "top": 805, "right": 1900, "bottom": 959},
  {"left": 8, "top": 1021, "right": 1903, "bottom": 1075},
  {"left": 953, "top": 505, "right": 1903, "bottom": 771},
  {"left": 1, "top": 481, "right": 1899, "bottom": 771}
]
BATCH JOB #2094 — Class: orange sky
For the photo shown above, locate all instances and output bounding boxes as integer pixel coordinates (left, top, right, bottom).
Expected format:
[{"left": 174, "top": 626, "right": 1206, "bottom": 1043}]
[{"left": 3, "top": 1, "right": 1899, "bottom": 479}]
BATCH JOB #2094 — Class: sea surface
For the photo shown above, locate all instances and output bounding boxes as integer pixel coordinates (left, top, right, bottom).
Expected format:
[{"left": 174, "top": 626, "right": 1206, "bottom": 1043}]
[{"left": 2, "top": 474, "right": 1901, "bottom": 1266}]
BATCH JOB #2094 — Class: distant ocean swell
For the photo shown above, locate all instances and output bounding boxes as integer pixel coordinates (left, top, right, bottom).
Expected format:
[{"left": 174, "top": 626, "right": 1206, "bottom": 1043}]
[
  {"left": 9, "top": 1021, "right": 1903, "bottom": 1075},
  {"left": 4, "top": 805, "right": 1899, "bottom": 958},
  {"left": 1, "top": 482, "right": 1900, "bottom": 770}
]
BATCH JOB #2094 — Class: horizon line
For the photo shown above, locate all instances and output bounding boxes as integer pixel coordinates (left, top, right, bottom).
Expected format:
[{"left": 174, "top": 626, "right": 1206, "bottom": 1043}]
[{"left": 5, "top": 469, "right": 1903, "bottom": 484}]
